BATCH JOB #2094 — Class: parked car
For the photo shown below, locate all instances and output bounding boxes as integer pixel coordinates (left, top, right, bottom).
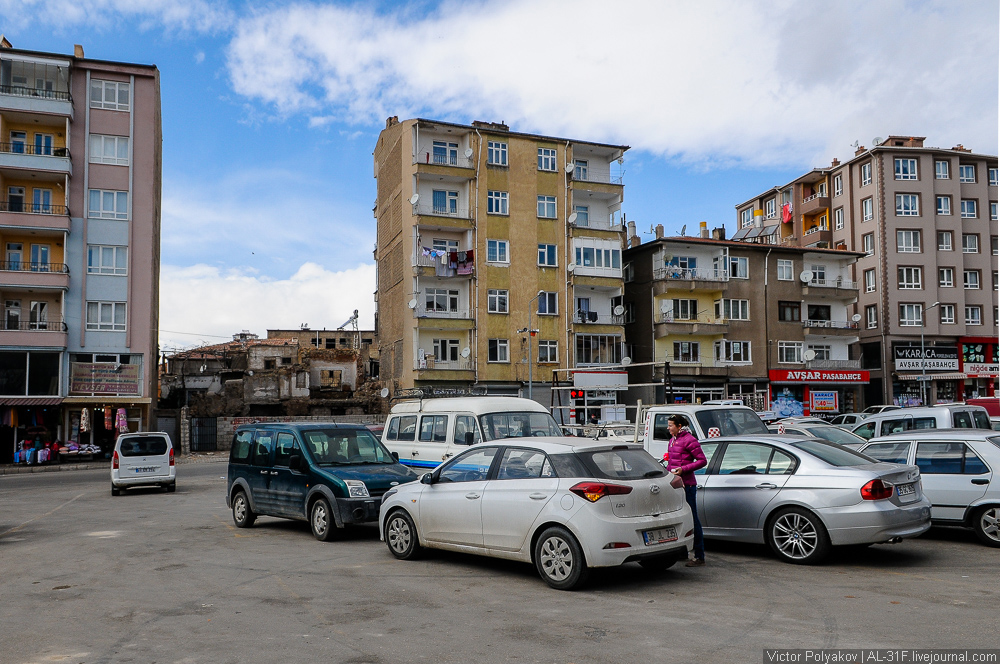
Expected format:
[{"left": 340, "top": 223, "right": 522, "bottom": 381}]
[
  {"left": 111, "top": 432, "right": 175, "bottom": 495},
  {"left": 850, "top": 405, "right": 992, "bottom": 441},
  {"left": 863, "top": 405, "right": 902, "bottom": 415},
  {"left": 227, "top": 423, "right": 418, "bottom": 540},
  {"left": 829, "top": 413, "right": 869, "bottom": 427},
  {"left": 379, "top": 438, "right": 694, "bottom": 590},
  {"left": 859, "top": 431, "right": 1000, "bottom": 547},
  {"left": 689, "top": 435, "right": 930, "bottom": 563},
  {"left": 768, "top": 423, "right": 868, "bottom": 449},
  {"left": 639, "top": 403, "right": 770, "bottom": 460},
  {"left": 776, "top": 416, "right": 830, "bottom": 426}
]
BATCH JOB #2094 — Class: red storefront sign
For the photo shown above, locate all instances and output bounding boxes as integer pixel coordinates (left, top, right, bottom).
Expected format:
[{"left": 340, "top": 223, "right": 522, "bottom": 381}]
[{"left": 769, "top": 369, "right": 870, "bottom": 384}]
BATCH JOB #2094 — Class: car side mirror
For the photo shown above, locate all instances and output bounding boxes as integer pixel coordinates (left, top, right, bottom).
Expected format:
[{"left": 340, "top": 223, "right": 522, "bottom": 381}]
[
  {"left": 288, "top": 454, "right": 302, "bottom": 471},
  {"left": 391, "top": 451, "right": 399, "bottom": 461},
  {"left": 420, "top": 472, "right": 435, "bottom": 485},
  {"left": 463, "top": 431, "right": 474, "bottom": 446}
]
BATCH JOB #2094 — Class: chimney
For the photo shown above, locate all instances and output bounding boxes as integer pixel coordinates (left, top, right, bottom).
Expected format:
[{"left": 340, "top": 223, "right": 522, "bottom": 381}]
[
  {"left": 627, "top": 220, "right": 637, "bottom": 244},
  {"left": 831, "top": 158, "right": 840, "bottom": 167},
  {"left": 654, "top": 224, "right": 664, "bottom": 239},
  {"left": 699, "top": 221, "right": 709, "bottom": 238},
  {"left": 74, "top": 44, "right": 84, "bottom": 58},
  {"left": 854, "top": 145, "right": 866, "bottom": 156},
  {"left": 754, "top": 210, "right": 763, "bottom": 228},
  {"left": 711, "top": 227, "right": 727, "bottom": 241},
  {"left": 630, "top": 235, "right": 642, "bottom": 248},
  {"left": 385, "top": 116, "right": 398, "bottom": 129},
  {"left": 952, "top": 144, "right": 971, "bottom": 153}
]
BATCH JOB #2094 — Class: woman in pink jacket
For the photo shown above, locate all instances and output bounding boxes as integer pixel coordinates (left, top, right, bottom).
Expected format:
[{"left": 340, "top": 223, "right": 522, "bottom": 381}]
[{"left": 665, "top": 414, "right": 708, "bottom": 566}]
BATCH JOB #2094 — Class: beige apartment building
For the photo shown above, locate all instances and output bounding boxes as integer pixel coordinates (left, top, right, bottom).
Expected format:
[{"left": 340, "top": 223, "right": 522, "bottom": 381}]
[
  {"left": 373, "top": 118, "right": 627, "bottom": 401},
  {"left": 736, "top": 136, "right": 998, "bottom": 407}
]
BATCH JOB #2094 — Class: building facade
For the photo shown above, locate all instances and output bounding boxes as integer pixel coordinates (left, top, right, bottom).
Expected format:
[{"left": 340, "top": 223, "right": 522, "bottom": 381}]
[
  {"left": 0, "top": 41, "right": 160, "bottom": 461},
  {"left": 736, "top": 136, "right": 998, "bottom": 406},
  {"left": 373, "top": 117, "right": 628, "bottom": 403}
]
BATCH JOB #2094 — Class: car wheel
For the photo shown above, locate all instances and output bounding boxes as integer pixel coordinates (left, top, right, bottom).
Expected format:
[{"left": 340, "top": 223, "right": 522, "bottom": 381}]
[
  {"left": 166, "top": 483, "right": 176, "bottom": 493},
  {"left": 232, "top": 490, "right": 256, "bottom": 528},
  {"left": 767, "top": 507, "right": 831, "bottom": 564},
  {"left": 310, "top": 497, "right": 337, "bottom": 542},
  {"left": 534, "top": 526, "right": 589, "bottom": 590},
  {"left": 384, "top": 509, "right": 422, "bottom": 560},
  {"left": 638, "top": 554, "right": 678, "bottom": 571},
  {"left": 972, "top": 506, "right": 1000, "bottom": 547},
  {"left": 111, "top": 484, "right": 121, "bottom": 497}
]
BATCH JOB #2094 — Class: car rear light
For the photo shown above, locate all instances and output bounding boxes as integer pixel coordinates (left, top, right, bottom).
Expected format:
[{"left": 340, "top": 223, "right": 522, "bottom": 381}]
[
  {"left": 861, "top": 478, "right": 894, "bottom": 500},
  {"left": 684, "top": 529, "right": 694, "bottom": 538},
  {"left": 603, "top": 542, "right": 632, "bottom": 549},
  {"left": 570, "top": 481, "right": 633, "bottom": 503},
  {"left": 169, "top": 447, "right": 175, "bottom": 467},
  {"left": 112, "top": 450, "right": 119, "bottom": 470}
]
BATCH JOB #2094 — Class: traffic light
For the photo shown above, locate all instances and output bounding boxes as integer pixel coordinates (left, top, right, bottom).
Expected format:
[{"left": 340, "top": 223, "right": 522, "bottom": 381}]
[{"left": 570, "top": 390, "right": 583, "bottom": 400}]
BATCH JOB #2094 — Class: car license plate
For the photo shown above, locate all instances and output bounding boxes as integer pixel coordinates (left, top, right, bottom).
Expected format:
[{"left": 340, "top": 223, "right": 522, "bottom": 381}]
[
  {"left": 642, "top": 526, "right": 677, "bottom": 545},
  {"left": 134, "top": 467, "right": 156, "bottom": 473},
  {"left": 896, "top": 482, "right": 916, "bottom": 501}
]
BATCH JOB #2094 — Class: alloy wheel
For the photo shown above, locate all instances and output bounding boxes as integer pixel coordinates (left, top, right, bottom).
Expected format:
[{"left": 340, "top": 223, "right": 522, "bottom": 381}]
[
  {"left": 312, "top": 502, "right": 328, "bottom": 537},
  {"left": 772, "top": 512, "right": 819, "bottom": 560},
  {"left": 978, "top": 507, "right": 1000, "bottom": 543},
  {"left": 387, "top": 516, "right": 411, "bottom": 554}
]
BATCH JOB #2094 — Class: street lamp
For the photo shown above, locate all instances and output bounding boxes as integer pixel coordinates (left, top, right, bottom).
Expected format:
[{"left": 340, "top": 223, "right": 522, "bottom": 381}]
[
  {"left": 519, "top": 290, "right": 545, "bottom": 401},
  {"left": 920, "top": 301, "right": 941, "bottom": 406}
]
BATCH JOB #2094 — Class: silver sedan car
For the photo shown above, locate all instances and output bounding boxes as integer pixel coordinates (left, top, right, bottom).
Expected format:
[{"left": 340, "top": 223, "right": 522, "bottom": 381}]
[
  {"left": 692, "top": 435, "right": 931, "bottom": 564},
  {"left": 769, "top": 423, "right": 868, "bottom": 449}
]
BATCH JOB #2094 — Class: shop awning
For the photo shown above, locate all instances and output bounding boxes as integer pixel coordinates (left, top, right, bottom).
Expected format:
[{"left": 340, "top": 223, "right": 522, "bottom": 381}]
[
  {"left": 897, "top": 373, "right": 967, "bottom": 381},
  {"left": 0, "top": 397, "right": 63, "bottom": 406},
  {"left": 61, "top": 396, "right": 152, "bottom": 404}
]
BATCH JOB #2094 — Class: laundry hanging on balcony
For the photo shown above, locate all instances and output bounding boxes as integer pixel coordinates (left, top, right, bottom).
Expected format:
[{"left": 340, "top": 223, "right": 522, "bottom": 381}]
[
  {"left": 456, "top": 250, "right": 474, "bottom": 275},
  {"left": 781, "top": 203, "right": 793, "bottom": 223}
]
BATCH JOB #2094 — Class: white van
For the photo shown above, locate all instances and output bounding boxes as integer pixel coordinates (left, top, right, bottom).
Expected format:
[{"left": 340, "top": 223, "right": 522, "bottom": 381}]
[
  {"left": 111, "top": 432, "right": 175, "bottom": 495},
  {"left": 381, "top": 397, "right": 562, "bottom": 471},
  {"left": 850, "top": 405, "right": 992, "bottom": 441},
  {"left": 638, "top": 403, "right": 770, "bottom": 461}
]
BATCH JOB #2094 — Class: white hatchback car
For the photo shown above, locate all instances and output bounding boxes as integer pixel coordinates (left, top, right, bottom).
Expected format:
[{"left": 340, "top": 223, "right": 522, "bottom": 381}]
[
  {"left": 379, "top": 438, "right": 694, "bottom": 590},
  {"left": 111, "top": 432, "right": 175, "bottom": 495},
  {"left": 860, "top": 431, "right": 999, "bottom": 547}
]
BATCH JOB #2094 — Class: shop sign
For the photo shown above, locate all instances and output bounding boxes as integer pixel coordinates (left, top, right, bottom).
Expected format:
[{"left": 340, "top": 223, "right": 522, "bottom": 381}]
[
  {"left": 572, "top": 371, "right": 628, "bottom": 391},
  {"left": 893, "top": 346, "right": 959, "bottom": 371},
  {"left": 810, "top": 391, "right": 839, "bottom": 412},
  {"left": 965, "top": 363, "right": 999, "bottom": 378},
  {"left": 70, "top": 363, "right": 141, "bottom": 395},
  {"left": 769, "top": 370, "right": 869, "bottom": 383}
]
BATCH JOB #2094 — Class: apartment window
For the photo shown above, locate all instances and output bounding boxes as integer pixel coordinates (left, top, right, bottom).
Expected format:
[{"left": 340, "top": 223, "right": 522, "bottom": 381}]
[
  {"left": 961, "top": 199, "right": 977, "bottom": 218},
  {"left": 777, "top": 259, "right": 793, "bottom": 281},
  {"left": 862, "top": 197, "right": 873, "bottom": 221},
  {"left": 89, "top": 135, "right": 129, "bottom": 165},
  {"left": 433, "top": 339, "right": 459, "bottom": 362},
  {"left": 991, "top": 202, "right": 998, "bottom": 221},
  {"left": 936, "top": 196, "right": 951, "bottom": 216},
  {"left": 866, "top": 305, "right": 878, "bottom": 329},
  {"left": 894, "top": 158, "right": 918, "bottom": 180},
  {"left": 537, "top": 195, "right": 557, "bottom": 219},
  {"left": 939, "top": 268, "right": 954, "bottom": 288},
  {"left": 964, "top": 270, "right": 980, "bottom": 289},
  {"left": 537, "top": 292, "right": 558, "bottom": 315},
  {"left": 487, "top": 339, "right": 509, "bottom": 363},
  {"left": 87, "top": 245, "right": 127, "bottom": 275},
  {"left": 425, "top": 288, "right": 458, "bottom": 313},
  {"left": 864, "top": 269, "right": 876, "bottom": 292},
  {"left": 959, "top": 164, "right": 976, "bottom": 183},
  {"left": 897, "top": 266, "right": 922, "bottom": 289},
  {"left": 764, "top": 198, "right": 776, "bottom": 219},
  {"left": 994, "top": 271, "right": 999, "bottom": 291},
  {"left": 896, "top": 230, "right": 920, "bottom": 253},
  {"left": 818, "top": 213, "right": 828, "bottom": 230},
  {"left": 860, "top": 162, "right": 872, "bottom": 186},
  {"left": 716, "top": 299, "right": 749, "bottom": 321},
  {"left": 811, "top": 264, "right": 827, "bottom": 282},
  {"left": 935, "top": 160, "right": 950, "bottom": 179},
  {"left": 574, "top": 160, "right": 588, "bottom": 181},
  {"left": 432, "top": 141, "right": 458, "bottom": 165},
  {"left": 537, "top": 340, "right": 558, "bottom": 363},
  {"left": 938, "top": 231, "right": 953, "bottom": 251},
  {"left": 432, "top": 238, "right": 459, "bottom": 254},
  {"left": 537, "top": 148, "right": 557, "bottom": 172},
  {"left": 993, "top": 236, "right": 999, "bottom": 255},
  {"left": 940, "top": 305, "right": 955, "bottom": 324},
  {"left": 778, "top": 301, "right": 801, "bottom": 322},
  {"left": 729, "top": 256, "right": 748, "bottom": 279},
  {"left": 574, "top": 245, "right": 620, "bottom": 270},
  {"left": 962, "top": 234, "right": 979, "bottom": 253},
  {"left": 834, "top": 208, "right": 844, "bottom": 230},
  {"left": 573, "top": 205, "right": 589, "bottom": 226},
  {"left": 575, "top": 334, "right": 622, "bottom": 365},
  {"left": 895, "top": 194, "right": 919, "bottom": 216},
  {"left": 990, "top": 168, "right": 999, "bottom": 186},
  {"left": 966, "top": 306, "right": 982, "bottom": 326},
  {"left": 807, "top": 344, "right": 832, "bottom": 361},
  {"left": 671, "top": 299, "right": 698, "bottom": 321},
  {"left": 487, "top": 289, "right": 508, "bottom": 314},
  {"left": 487, "top": 190, "right": 508, "bottom": 215},
  {"left": 673, "top": 341, "right": 699, "bottom": 363},
  {"left": 833, "top": 174, "right": 843, "bottom": 197},
  {"left": 537, "top": 244, "right": 557, "bottom": 267},
  {"left": 432, "top": 189, "right": 458, "bottom": 214},
  {"left": 778, "top": 341, "right": 803, "bottom": 364},
  {"left": 487, "top": 141, "right": 507, "bottom": 166},
  {"left": 88, "top": 189, "right": 128, "bottom": 220},
  {"left": 715, "top": 340, "right": 751, "bottom": 364},
  {"left": 740, "top": 208, "right": 753, "bottom": 228},
  {"left": 86, "top": 301, "right": 126, "bottom": 331},
  {"left": 899, "top": 304, "right": 923, "bottom": 327},
  {"left": 486, "top": 239, "right": 509, "bottom": 263},
  {"left": 995, "top": 307, "right": 999, "bottom": 327},
  {"left": 90, "top": 79, "right": 130, "bottom": 111},
  {"left": 623, "top": 302, "right": 635, "bottom": 324}
]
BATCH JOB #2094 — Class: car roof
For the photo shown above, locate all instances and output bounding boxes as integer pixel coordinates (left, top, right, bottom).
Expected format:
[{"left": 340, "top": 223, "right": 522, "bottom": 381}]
[
  {"left": 867, "top": 430, "right": 1000, "bottom": 442},
  {"left": 389, "top": 396, "right": 549, "bottom": 415},
  {"left": 235, "top": 422, "right": 370, "bottom": 431},
  {"left": 470, "top": 436, "right": 643, "bottom": 454}
]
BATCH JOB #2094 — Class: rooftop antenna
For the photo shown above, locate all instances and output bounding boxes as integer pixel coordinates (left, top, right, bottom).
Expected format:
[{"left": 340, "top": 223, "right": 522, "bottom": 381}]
[
  {"left": 851, "top": 140, "right": 860, "bottom": 150},
  {"left": 679, "top": 224, "right": 687, "bottom": 236}
]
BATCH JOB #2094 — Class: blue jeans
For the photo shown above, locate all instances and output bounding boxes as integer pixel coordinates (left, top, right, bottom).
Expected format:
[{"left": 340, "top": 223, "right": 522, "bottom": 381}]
[{"left": 684, "top": 484, "right": 704, "bottom": 561}]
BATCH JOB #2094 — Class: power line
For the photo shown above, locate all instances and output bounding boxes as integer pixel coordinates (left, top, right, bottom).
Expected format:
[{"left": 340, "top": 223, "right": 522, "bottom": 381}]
[{"left": 158, "top": 329, "right": 234, "bottom": 339}]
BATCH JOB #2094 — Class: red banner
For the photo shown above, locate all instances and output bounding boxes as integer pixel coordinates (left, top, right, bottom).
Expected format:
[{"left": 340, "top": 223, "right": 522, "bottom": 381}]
[{"left": 769, "top": 369, "right": 869, "bottom": 384}]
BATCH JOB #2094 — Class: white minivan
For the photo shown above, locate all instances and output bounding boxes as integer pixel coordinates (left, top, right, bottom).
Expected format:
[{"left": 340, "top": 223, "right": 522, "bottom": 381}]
[
  {"left": 111, "top": 432, "right": 175, "bottom": 495},
  {"left": 850, "top": 405, "right": 992, "bottom": 441},
  {"left": 381, "top": 397, "right": 562, "bottom": 471}
]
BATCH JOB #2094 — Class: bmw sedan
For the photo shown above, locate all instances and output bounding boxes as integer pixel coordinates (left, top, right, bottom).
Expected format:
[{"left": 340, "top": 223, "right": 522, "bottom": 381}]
[
  {"left": 691, "top": 436, "right": 931, "bottom": 564},
  {"left": 379, "top": 438, "right": 694, "bottom": 590},
  {"left": 769, "top": 423, "right": 868, "bottom": 449}
]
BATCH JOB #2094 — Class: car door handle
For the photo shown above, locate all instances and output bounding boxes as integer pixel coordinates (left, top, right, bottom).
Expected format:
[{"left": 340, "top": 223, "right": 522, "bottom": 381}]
[
  {"left": 465, "top": 492, "right": 481, "bottom": 500},
  {"left": 529, "top": 493, "right": 548, "bottom": 500},
  {"left": 443, "top": 453, "right": 453, "bottom": 459},
  {"left": 411, "top": 451, "right": 419, "bottom": 456},
  {"left": 260, "top": 470, "right": 268, "bottom": 475},
  {"left": 971, "top": 479, "right": 990, "bottom": 485},
  {"left": 755, "top": 483, "right": 778, "bottom": 490},
  {"left": 271, "top": 471, "right": 279, "bottom": 475}
]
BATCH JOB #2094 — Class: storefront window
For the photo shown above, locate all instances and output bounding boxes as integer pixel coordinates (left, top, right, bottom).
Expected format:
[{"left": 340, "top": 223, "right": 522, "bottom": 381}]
[
  {"left": 936, "top": 380, "right": 958, "bottom": 403},
  {"left": 0, "top": 351, "right": 59, "bottom": 395}
]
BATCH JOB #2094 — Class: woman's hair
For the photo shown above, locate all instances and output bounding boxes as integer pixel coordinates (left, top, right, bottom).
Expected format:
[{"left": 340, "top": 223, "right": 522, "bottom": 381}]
[{"left": 667, "top": 414, "right": 688, "bottom": 428}]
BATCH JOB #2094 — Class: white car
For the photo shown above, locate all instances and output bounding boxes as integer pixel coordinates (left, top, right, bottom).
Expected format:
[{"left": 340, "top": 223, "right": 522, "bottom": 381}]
[
  {"left": 379, "top": 438, "right": 694, "bottom": 590},
  {"left": 111, "top": 432, "right": 175, "bottom": 495},
  {"left": 859, "top": 431, "right": 1000, "bottom": 547},
  {"left": 829, "top": 413, "right": 868, "bottom": 428}
]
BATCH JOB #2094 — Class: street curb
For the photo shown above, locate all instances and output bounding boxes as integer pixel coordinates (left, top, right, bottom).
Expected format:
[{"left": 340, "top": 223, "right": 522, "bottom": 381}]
[{"left": 0, "top": 454, "right": 228, "bottom": 476}]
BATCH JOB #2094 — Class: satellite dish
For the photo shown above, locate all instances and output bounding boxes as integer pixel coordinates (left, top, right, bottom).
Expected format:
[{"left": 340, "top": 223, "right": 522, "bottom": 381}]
[
  {"left": 564, "top": 162, "right": 575, "bottom": 173},
  {"left": 665, "top": 254, "right": 673, "bottom": 263},
  {"left": 852, "top": 313, "right": 862, "bottom": 322},
  {"left": 803, "top": 349, "right": 817, "bottom": 361},
  {"left": 407, "top": 298, "right": 418, "bottom": 309},
  {"left": 621, "top": 356, "right": 631, "bottom": 366},
  {"left": 613, "top": 305, "right": 625, "bottom": 316},
  {"left": 872, "top": 137, "right": 884, "bottom": 146},
  {"left": 617, "top": 157, "right": 624, "bottom": 165},
  {"left": 567, "top": 212, "right": 578, "bottom": 224},
  {"left": 464, "top": 147, "right": 473, "bottom": 158},
  {"left": 567, "top": 263, "right": 575, "bottom": 273},
  {"left": 680, "top": 224, "right": 687, "bottom": 236},
  {"left": 379, "top": 387, "right": 390, "bottom": 398},
  {"left": 799, "top": 270, "right": 814, "bottom": 283},
  {"left": 461, "top": 347, "right": 471, "bottom": 358},
  {"left": 409, "top": 193, "right": 419, "bottom": 205}
]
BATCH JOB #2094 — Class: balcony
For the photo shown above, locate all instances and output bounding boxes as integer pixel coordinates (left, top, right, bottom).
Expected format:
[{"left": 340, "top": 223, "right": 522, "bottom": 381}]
[
  {"left": 805, "top": 359, "right": 862, "bottom": 370},
  {"left": 0, "top": 261, "right": 69, "bottom": 289},
  {"left": 413, "top": 153, "right": 475, "bottom": 181},
  {"left": 653, "top": 266, "right": 729, "bottom": 294},
  {"left": 415, "top": 305, "right": 472, "bottom": 320},
  {"left": 413, "top": 252, "right": 475, "bottom": 277},
  {"left": 572, "top": 171, "right": 623, "bottom": 186},
  {"left": 0, "top": 85, "right": 73, "bottom": 116},
  {"left": 0, "top": 200, "right": 71, "bottom": 231},
  {"left": 573, "top": 310, "right": 624, "bottom": 326},
  {"left": 654, "top": 361, "right": 729, "bottom": 378},
  {"left": 415, "top": 356, "right": 475, "bottom": 376},
  {"left": 800, "top": 193, "right": 830, "bottom": 215},
  {"left": 0, "top": 317, "right": 68, "bottom": 348},
  {"left": 802, "top": 277, "right": 859, "bottom": 300},
  {"left": 802, "top": 320, "right": 860, "bottom": 337},
  {"left": 654, "top": 313, "right": 730, "bottom": 336},
  {"left": 0, "top": 142, "right": 72, "bottom": 175}
]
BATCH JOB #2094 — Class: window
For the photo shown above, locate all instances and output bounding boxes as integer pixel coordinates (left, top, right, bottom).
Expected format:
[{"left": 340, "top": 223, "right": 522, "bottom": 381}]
[
  {"left": 864, "top": 269, "right": 876, "bottom": 293},
  {"left": 964, "top": 270, "right": 980, "bottom": 289},
  {"left": 89, "top": 135, "right": 129, "bottom": 165},
  {"left": 865, "top": 305, "right": 878, "bottom": 329},
  {"left": 939, "top": 305, "right": 955, "bottom": 324},
  {"left": 432, "top": 339, "right": 459, "bottom": 362},
  {"left": 992, "top": 202, "right": 998, "bottom": 221},
  {"left": 715, "top": 339, "right": 751, "bottom": 364},
  {"left": 764, "top": 198, "right": 776, "bottom": 219},
  {"left": 575, "top": 334, "right": 622, "bottom": 365},
  {"left": 716, "top": 298, "right": 749, "bottom": 321},
  {"left": 88, "top": 189, "right": 128, "bottom": 220},
  {"left": 860, "top": 162, "right": 872, "bottom": 186},
  {"left": 807, "top": 344, "right": 831, "bottom": 361},
  {"left": 432, "top": 238, "right": 459, "bottom": 254},
  {"left": 896, "top": 230, "right": 920, "bottom": 253},
  {"left": 729, "top": 256, "right": 748, "bottom": 279},
  {"left": 862, "top": 233, "right": 874, "bottom": 255},
  {"left": 959, "top": 164, "right": 976, "bottom": 183},
  {"left": 994, "top": 270, "right": 999, "bottom": 291},
  {"left": 488, "top": 339, "right": 509, "bottom": 362},
  {"left": 898, "top": 304, "right": 923, "bottom": 327},
  {"left": 536, "top": 195, "right": 556, "bottom": 219},
  {"left": 432, "top": 141, "right": 458, "bottom": 165},
  {"left": 993, "top": 236, "right": 999, "bottom": 255},
  {"left": 487, "top": 190, "right": 508, "bottom": 215},
  {"left": 810, "top": 264, "right": 826, "bottom": 282},
  {"left": 778, "top": 301, "right": 801, "bottom": 322},
  {"left": 432, "top": 189, "right": 458, "bottom": 214},
  {"left": 439, "top": 448, "right": 499, "bottom": 483},
  {"left": 87, "top": 245, "right": 127, "bottom": 275},
  {"left": 894, "top": 158, "right": 917, "bottom": 180},
  {"left": 778, "top": 341, "right": 803, "bottom": 363},
  {"left": 777, "top": 259, "right": 793, "bottom": 281},
  {"left": 537, "top": 292, "right": 557, "bottom": 315},
  {"left": 538, "top": 340, "right": 558, "bottom": 363},
  {"left": 573, "top": 205, "right": 589, "bottom": 226},
  {"left": 995, "top": 307, "right": 999, "bottom": 327},
  {"left": 671, "top": 299, "right": 698, "bottom": 321},
  {"left": 935, "top": 160, "right": 950, "bottom": 179},
  {"left": 916, "top": 442, "right": 987, "bottom": 475},
  {"left": 419, "top": 415, "right": 448, "bottom": 442},
  {"left": 90, "top": 79, "right": 130, "bottom": 111},
  {"left": 487, "top": 289, "right": 508, "bottom": 314},
  {"left": 939, "top": 268, "right": 954, "bottom": 287},
  {"left": 673, "top": 341, "right": 699, "bottom": 363},
  {"left": 895, "top": 194, "right": 919, "bottom": 216},
  {"left": 86, "top": 301, "right": 126, "bottom": 331},
  {"left": 862, "top": 197, "right": 873, "bottom": 221},
  {"left": 574, "top": 159, "right": 588, "bottom": 180},
  {"left": 574, "top": 244, "right": 620, "bottom": 270},
  {"left": 740, "top": 208, "right": 753, "bottom": 228},
  {"left": 537, "top": 148, "right": 557, "bottom": 171},
  {"left": 834, "top": 207, "right": 844, "bottom": 230},
  {"left": 833, "top": 174, "right": 843, "bottom": 197},
  {"left": 897, "top": 266, "right": 922, "bottom": 289},
  {"left": 486, "top": 239, "right": 508, "bottom": 263},
  {"left": 936, "top": 196, "right": 951, "bottom": 216},
  {"left": 990, "top": 168, "right": 999, "bottom": 186},
  {"left": 965, "top": 306, "right": 983, "bottom": 325},
  {"left": 962, "top": 234, "right": 979, "bottom": 253},
  {"left": 537, "top": 244, "right": 557, "bottom": 267},
  {"left": 961, "top": 199, "right": 977, "bottom": 218},
  {"left": 424, "top": 288, "right": 458, "bottom": 313},
  {"left": 938, "top": 231, "right": 953, "bottom": 251},
  {"left": 487, "top": 141, "right": 507, "bottom": 166}
]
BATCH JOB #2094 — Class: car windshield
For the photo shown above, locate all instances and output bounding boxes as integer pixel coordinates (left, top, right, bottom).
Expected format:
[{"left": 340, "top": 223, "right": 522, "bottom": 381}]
[
  {"left": 695, "top": 408, "right": 769, "bottom": 436},
  {"left": 988, "top": 436, "right": 1000, "bottom": 450},
  {"left": 790, "top": 440, "right": 877, "bottom": 466},
  {"left": 804, "top": 426, "right": 866, "bottom": 447},
  {"left": 301, "top": 428, "right": 395, "bottom": 465},
  {"left": 119, "top": 436, "right": 168, "bottom": 456},
  {"left": 480, "top": 411, "right": 562, "bottom": 441}
]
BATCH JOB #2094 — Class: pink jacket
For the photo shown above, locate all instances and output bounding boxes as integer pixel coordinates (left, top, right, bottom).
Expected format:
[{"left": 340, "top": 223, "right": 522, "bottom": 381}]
[{"left": 664, "top": 430, "right": 707, "bottom": 487}]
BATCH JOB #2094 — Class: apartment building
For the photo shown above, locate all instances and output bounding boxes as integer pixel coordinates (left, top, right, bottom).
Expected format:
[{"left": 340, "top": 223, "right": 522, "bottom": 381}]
[
  {"left": 0, "top": 40, "right": 160, "bottom": 462},
  {"left": 373, "top": 117, "right": 627, "bottom": 402},
  {"left": 623, "top": 227, "right": 865, "bottom": 416},
  {"left": 736, "top": 136, "right": 998, "bottom": 406}
]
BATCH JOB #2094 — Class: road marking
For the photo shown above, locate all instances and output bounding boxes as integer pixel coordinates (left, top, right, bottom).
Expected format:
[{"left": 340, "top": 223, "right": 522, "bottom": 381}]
[{"left": 0, "top": 493, "right": 85, "bottom": 539}]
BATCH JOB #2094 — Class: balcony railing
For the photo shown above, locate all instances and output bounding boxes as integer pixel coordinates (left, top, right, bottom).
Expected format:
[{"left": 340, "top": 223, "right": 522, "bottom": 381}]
[
  {"left": 416, "top": 306, "right": 471, "bottom": 319},
  {"left": 654, "top": 266, "right": 729, "bottom": 282},
  {"left": 570, "top": 216, "right": 623, "bottom": 231},
  {"left": 802, "top": 192, "right": 827, "bottom": 204},
  {"left": 656, "top": 312, "right": 728, "bottom": 325},
  {"left": 574, "top": 311, "right": 624, "bottom": 325},
  {"left": 802, "top": 319, "right": 859, "bottom": 330},
  {"left": 0, "top": 200, "right": 69, "bottom": 215},
  {"left": 805, "top": 359, "right": 862, "bottom": 369},
  {"left": 0, "top": 85, "right": 71, "bottom": 102},
  {"left": 0, "top": 261, "right": 68, "bottom": 273},
  {"left": 0, "top": 142, "right": 70, "bottom": 159},
  {"left": 655, "top": 360, "right": 728, "bottom": 373},
  {"left": 804, "top": 225, "right": 829, "bottom": 235},
  {"left": 414, "top": 253, "right": 474, "bottom": 270},
  {"left": 413, "top": 153, "right": 474, "bottom": 169},
  {"left": 414, "top": 204, "right": 471, "bottom": 219},
  {"left": 808, "top": 278, "right": 856, "bottom": 289},
  {"left": 416, "top": 357, "right": 474, "bottom": 371},
  {"left": 572, "top": 171, "right": 623, "bottom": 185},
  {"left": 0, "top": 318, "right": 67, "bottom": 332}
]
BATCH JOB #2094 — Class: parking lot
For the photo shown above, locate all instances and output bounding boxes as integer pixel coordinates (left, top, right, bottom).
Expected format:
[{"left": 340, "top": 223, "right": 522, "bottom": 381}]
[{"left": 1, "top": 463, "right": 996, "bottom": 664}]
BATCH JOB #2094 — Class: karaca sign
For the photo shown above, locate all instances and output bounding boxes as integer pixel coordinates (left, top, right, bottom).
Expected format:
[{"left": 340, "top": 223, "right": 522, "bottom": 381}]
[
  {"left": 894, "top": 346, "right": 959, "bottom": 371},
  {"left": 70, "top": 362, "right": 141, "bottom": 395},
  {"left": 769, "top": 369, "right": 870, "bottom": 383}
]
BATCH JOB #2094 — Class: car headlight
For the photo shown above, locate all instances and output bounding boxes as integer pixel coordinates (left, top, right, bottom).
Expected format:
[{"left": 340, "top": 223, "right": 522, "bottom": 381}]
[{"left": 345, "top": 480, "right": 370, "bottom": 498}]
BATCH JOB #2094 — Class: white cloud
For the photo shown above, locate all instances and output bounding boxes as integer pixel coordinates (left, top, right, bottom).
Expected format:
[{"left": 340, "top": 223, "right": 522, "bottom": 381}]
[
  {"left": 158, "top": 262, "right": 376, "bottom": 351},
  {"left": 0, "top": 0, "right": 233, "bottom": 33},
  {"left": 226, "top": 0, "right": 998, "bottom": 166}
]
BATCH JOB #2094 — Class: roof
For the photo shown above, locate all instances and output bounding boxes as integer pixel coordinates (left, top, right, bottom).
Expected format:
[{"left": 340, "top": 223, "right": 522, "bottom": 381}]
[
  {"left": 868, "top": 430, "right": 999, "bottom": 442},
  {"left": 0, "top": 44, "right": 157, "bottom": 70},
  {"left": 411, "top": 117, "right": 630, "bottom": 152},
  {"left": 460, "top": 436, "right": 642, "bottom": 454},
  {"left": 389, "top": 396, "right": 550, "bottom": 415},
  {"left": 624, "top": 236, "right": 866, "bottom": 258},
  {"left": 167, "top": 337, "right": 299, "bottom": 360},
  {"left": 235, "top": 422, "right": 371, "bottom": 431}
]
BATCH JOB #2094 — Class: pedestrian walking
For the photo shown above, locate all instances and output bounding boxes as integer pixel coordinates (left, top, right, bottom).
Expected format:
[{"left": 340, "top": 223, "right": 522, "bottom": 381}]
[{"left": 664, "top": 414, "right": 707, "bottom": 566}]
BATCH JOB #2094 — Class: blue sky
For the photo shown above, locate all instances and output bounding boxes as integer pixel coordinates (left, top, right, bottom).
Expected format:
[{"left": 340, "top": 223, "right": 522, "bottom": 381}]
[{"left": 2, "top": 0, "right": 996, "bottom": 350}]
